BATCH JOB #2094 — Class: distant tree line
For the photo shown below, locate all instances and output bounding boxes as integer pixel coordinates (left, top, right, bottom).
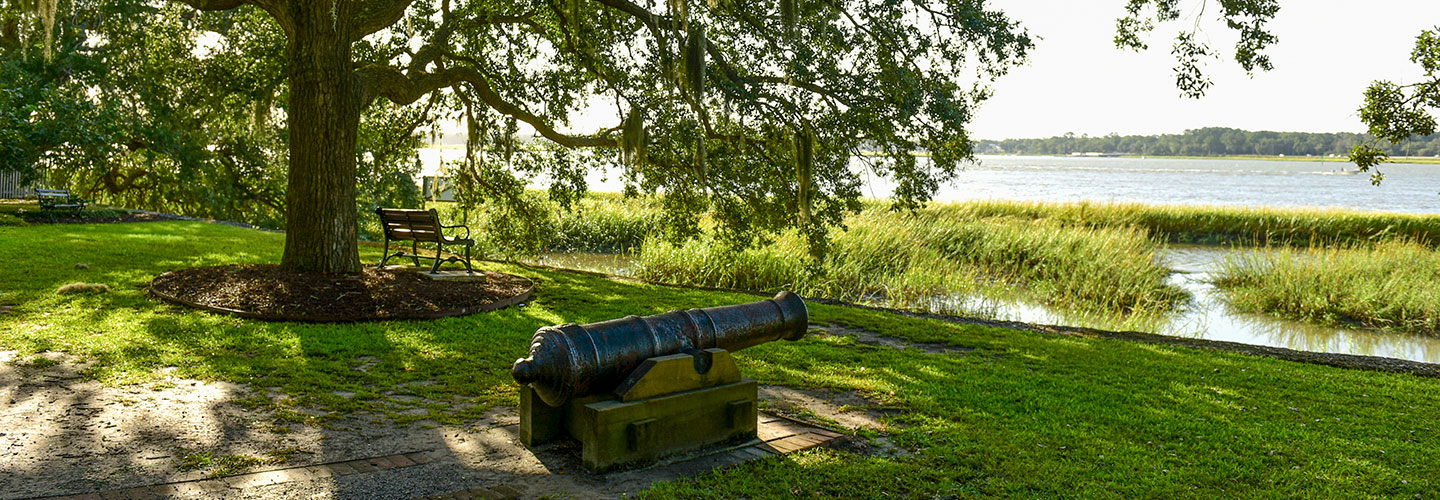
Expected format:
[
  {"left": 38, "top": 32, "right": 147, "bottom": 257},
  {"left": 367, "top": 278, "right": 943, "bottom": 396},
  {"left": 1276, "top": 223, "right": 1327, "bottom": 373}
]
[{"left": 978, "top": 127, "right": 1440, "bottom": 157}]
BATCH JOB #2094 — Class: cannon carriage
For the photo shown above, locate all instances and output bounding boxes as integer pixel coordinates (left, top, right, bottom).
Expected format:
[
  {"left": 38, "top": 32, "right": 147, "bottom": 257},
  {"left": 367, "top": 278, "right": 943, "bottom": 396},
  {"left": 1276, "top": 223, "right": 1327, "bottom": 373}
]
[{"left": 511, "top": 291, "right": 809, "bottom": 472}]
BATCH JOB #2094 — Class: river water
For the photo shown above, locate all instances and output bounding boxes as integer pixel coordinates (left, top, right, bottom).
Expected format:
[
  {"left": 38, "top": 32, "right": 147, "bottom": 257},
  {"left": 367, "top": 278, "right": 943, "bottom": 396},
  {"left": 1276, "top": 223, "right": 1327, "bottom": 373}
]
[
  {"left": 494, "top": 154, "right": 1440, "bottom": 363},
  {"left": 861, "top": 155, "right": 1440, "bottom": 214}
]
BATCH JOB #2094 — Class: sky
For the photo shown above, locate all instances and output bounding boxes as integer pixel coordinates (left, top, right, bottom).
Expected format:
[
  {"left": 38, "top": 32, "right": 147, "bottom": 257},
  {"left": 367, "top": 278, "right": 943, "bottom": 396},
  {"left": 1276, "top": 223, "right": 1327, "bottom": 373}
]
[
  {"left": 489, "top": 1, "right": 1440, "bottom": 141},
  {"left": 968, "top": 1, "right": 1440, "bottom": 139}
]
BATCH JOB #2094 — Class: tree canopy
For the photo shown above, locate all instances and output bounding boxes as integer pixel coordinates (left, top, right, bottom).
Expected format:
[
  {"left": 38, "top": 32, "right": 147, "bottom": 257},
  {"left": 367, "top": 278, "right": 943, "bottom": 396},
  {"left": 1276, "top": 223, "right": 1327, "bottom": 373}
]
[
  {"left": 4, "top": 0, "right": 1037, "bottom": 271},
  {"left": 1, "top": 1, "right": 424, "bottom": 228}
]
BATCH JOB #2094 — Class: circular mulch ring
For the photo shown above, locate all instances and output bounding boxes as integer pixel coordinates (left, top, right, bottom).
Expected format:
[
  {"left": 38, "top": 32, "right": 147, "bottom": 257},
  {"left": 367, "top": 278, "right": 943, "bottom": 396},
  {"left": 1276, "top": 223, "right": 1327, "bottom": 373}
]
[{"left": 149, "top": 264, "right": 533, "bottom": 322}]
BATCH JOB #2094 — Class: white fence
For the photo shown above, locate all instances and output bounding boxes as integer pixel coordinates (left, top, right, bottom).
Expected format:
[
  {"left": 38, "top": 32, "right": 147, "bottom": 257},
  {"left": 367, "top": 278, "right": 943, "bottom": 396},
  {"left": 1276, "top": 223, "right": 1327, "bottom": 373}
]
[{"left": 0, "top": 171, "right": 39, "bottom": 199}]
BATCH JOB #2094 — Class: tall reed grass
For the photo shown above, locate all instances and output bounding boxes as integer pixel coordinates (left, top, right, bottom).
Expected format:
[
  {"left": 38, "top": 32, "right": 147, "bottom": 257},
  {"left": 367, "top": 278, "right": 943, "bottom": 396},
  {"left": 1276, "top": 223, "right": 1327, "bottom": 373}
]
[
  {"left": 1214, "top": 240, "right": 1440, "bottom": 333},
  {"left": 943, "top": 200, "right": 1440, "bottom": 247},
  {"left": 636, "top": 206, "right": 1186, "bottom": 315},
  {"left": 369, "top": 194, "right": 662, "bottom": 258}
]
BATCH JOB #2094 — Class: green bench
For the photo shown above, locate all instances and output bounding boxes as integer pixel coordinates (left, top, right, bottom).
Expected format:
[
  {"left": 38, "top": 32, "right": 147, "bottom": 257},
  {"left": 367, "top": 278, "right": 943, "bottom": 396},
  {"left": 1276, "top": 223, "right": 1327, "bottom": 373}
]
[
  {"left": 36, "top": 188, "right": 86, "bottom": 223},
  {"left": 374, "top": 207, "right": 476, "bottom": 274}
]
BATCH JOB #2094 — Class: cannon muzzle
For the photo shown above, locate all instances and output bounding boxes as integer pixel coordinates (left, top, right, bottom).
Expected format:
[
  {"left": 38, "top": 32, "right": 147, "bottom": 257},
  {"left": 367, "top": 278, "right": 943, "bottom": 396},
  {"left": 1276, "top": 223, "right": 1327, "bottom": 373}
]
[{"left": 512, "top": 291, "right": 808, "bottom": 406}]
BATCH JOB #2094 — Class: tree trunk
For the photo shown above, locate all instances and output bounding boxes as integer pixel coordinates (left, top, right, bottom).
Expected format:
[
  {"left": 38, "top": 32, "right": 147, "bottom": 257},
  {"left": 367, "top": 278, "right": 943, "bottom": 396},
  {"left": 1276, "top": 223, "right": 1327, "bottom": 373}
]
[{"left": 279, "top": 8, "right": 362, "bottom": 274}]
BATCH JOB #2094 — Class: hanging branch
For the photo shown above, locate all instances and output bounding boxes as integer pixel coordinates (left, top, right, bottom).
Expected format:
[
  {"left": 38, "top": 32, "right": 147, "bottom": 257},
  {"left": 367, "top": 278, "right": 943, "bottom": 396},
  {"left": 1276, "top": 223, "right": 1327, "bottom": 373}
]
[
  {"left": 794, "top": 125, "right": 813, "bottom": 225},
  {"left": 780, "top": 0, "right": 796, "bottom": 41},
  {"left": 621, "top": 106, "right": 647, "bottom": 166}
]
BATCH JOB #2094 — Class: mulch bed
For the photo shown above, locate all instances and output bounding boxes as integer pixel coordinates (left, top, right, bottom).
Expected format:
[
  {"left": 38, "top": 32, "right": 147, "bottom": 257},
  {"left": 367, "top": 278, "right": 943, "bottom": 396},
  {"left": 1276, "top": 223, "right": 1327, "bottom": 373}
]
[{"left": 150, "top": 264, "right": 533, "bottom": 322}]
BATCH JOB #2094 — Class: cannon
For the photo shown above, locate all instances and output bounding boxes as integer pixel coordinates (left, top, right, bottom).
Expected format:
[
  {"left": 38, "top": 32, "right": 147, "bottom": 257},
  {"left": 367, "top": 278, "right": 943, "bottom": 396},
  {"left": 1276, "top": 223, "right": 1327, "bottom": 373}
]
[
  {"left": 512, "top": 291, "right": 809, "bottom": 472},
  {"left": 512, "top": 291, "right": 808, "bottom": 407}
]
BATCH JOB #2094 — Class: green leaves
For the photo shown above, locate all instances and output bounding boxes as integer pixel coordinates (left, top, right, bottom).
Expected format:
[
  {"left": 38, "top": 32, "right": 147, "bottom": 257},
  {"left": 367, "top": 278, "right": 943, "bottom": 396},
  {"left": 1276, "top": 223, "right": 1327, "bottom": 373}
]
[
  {"left": 1117, "top": 0, "right": 1280, "bottom": 98},
  {"left": 1351, "top": 27, "right": 1440, "bottom": 184},
  {"left": 1170, "top": 33, "right": 1213, "bottom": 99},
  {"left": 1360, "top": 81, "right": 1436, "bottom": 144}
]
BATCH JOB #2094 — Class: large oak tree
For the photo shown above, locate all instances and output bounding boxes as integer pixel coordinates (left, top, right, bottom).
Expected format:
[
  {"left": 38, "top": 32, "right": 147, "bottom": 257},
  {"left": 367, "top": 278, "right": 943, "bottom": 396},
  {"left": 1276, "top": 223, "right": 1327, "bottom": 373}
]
[{"left": 161, "top": 0, "right": 1033, "bottom": 273}]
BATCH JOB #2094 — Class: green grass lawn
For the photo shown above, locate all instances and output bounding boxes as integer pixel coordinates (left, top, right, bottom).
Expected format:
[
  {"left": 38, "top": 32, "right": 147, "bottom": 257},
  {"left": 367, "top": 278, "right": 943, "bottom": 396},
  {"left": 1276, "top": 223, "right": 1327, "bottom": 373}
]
[{"left": 3, "top": 221, "right": 1438, "bottom": 498}]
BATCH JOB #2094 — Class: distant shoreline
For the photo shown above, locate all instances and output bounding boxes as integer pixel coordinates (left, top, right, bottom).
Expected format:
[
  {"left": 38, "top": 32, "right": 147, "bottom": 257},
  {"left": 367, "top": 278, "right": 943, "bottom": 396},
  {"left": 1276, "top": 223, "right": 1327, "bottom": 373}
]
[
  {"left": 419, "top": 144, "right": 1440, "bottom": 166},
  {"left": 980, "top": 153, "right": 1440, "bottom": 165}
]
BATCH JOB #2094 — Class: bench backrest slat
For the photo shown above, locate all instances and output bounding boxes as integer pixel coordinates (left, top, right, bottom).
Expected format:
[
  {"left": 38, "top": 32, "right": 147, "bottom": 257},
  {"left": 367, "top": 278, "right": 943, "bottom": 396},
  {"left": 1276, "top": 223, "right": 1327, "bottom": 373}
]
[
  {"left": 36, "top": 188, "right": 72, "bottom": 198},
  {"left": 375, "top": 208, "right": 445, "bottom": 242}
]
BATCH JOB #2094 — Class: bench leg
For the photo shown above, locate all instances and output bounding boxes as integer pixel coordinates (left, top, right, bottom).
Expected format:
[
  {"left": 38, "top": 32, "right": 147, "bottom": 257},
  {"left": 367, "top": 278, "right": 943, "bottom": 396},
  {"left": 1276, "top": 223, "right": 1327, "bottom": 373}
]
[
  {"left": 430, "top": 242, "right": 444, "bottom": 274},
  {"left": 378, "top": 239, "right": 392, "bottom": 268},
  {"left": 410, "top": 241, "right": 421, "bottom": 267},
  {"left": 463, "top": 243, "right": 475, "bottom": 274}
]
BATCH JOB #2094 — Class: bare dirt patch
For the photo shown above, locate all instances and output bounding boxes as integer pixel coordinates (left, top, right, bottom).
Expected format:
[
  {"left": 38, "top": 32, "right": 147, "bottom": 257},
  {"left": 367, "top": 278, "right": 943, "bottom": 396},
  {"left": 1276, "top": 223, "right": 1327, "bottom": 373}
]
[
  {"left": 149, "top": 265, "right": 533, "bottom": 322},
  {"left": 758, "top": 385, "right": 895, "bottom": 432},
  {"left": 0, "top": 351, "right": 296, "bottom": 498},
  {"left": 811, "top": 323, "right": 975, "bottom": 354}
]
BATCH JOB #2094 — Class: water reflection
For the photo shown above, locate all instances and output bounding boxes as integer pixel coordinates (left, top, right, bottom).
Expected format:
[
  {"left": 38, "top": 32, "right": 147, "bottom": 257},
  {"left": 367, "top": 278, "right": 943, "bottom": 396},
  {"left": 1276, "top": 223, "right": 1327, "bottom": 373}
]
[
  {"left": 532, "top": 248, "right": 1440, "bottom": 364},
  {"left": 935, "top": 245, "right": 1440, "bottom": 364},
  {"left": 1157, "top": 246, "right": 1440, "bottom": 363}
]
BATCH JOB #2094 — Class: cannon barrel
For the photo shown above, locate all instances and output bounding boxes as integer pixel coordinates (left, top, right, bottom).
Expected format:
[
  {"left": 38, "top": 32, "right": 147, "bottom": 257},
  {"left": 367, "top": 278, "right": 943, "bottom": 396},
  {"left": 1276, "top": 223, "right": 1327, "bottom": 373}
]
[{"left": 512, "top": 291, "right": 808, "bottom": 406}]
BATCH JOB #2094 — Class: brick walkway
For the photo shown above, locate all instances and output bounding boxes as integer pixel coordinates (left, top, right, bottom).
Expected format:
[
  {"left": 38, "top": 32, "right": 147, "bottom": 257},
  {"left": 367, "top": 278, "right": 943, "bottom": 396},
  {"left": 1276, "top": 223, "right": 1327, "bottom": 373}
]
[{"left": 31, "top": 414, "right": 844, "bottom": 500}]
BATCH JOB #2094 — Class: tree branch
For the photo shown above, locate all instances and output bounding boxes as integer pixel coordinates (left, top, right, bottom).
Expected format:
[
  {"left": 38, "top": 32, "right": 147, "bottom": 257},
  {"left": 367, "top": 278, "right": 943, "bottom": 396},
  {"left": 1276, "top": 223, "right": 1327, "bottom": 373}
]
[
  {"left": 352, "top": 0, "right": 418, "bottom": 39},
  {"left": 171, "top": 0, "right": 250, "bottom": 10},
  {"left": 356, "top": 64, "right": 617, "bottom": 148},
  {"left": 593, "top": 0, "right": 852, "bottom": 108}
]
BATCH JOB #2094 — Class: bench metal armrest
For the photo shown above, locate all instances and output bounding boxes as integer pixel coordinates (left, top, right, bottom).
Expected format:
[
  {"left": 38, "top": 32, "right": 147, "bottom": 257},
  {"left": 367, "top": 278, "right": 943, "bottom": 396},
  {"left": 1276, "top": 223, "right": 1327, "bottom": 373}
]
[{"left": 441, "top": 223, "right": 470, "bottom": 240}]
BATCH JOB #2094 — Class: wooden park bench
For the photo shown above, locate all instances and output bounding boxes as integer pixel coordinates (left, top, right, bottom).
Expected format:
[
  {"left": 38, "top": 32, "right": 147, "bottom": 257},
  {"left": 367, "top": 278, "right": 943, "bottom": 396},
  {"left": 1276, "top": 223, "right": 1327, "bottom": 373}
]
[
  {"left": 374, "top": 207, "right": 476, "bottom": 274},
  {"left": 36, "top": 188, "right": 86, "bottom": 223}
]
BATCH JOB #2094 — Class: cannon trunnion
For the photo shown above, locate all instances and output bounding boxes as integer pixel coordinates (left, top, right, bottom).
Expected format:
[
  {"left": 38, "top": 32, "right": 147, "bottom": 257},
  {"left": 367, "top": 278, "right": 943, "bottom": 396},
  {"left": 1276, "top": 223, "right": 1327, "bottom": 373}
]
[{"left": 512, "top": 292, "right": 809, "bottom": 472}]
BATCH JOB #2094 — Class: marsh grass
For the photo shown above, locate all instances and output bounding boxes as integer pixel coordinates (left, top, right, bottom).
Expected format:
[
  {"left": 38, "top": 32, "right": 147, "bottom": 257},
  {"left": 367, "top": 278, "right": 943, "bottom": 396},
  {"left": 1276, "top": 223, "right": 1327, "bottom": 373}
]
[
  {"left": 637, "top": 206, "right": 1186, "bottom": 315},
  {"left": 947, "top": 200, "right": 1440, "bottom": 247},
  {"left": 357, "top": 194, "right": 662, "bottom": 258},
  {"left": 1215, "top": 240, "right": 1440, "bottom": 333}
]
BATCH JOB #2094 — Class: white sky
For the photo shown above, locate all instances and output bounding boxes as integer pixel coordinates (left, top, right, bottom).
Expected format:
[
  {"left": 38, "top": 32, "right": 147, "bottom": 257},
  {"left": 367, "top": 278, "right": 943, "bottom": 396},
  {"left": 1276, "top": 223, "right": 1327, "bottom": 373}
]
[
  {"left": 969, "top": 0, "right": 1440, "bottom": 138},
  {"left": 500, "top": 1, "right": 1440, "bottom": 140}
]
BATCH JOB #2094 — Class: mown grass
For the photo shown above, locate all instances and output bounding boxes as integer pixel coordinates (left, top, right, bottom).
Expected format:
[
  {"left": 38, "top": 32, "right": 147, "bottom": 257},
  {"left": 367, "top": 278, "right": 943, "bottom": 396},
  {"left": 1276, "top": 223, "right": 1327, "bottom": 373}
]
[
  {"left": 2, "top": 221, "right": 1440, "bottom": 497},
  {"left": 1214, "top": 240, "right": 1440, "bottom": 334}
]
